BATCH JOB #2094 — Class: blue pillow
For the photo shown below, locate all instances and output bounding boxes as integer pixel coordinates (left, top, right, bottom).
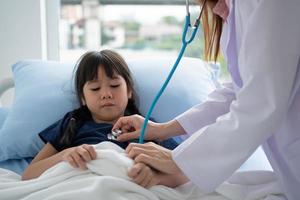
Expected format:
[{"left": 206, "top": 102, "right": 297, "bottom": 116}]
[
  {"left": 0, "top": 107, "right": 9, "bottom": 129},
  {"left": 0, "top": 60, "right": 78, "bottom": 161},
  {"left": 128, "top": 57, "right": 218, "bottom": 123},
  {"left": 0, "top": 58, "right": 218, "bottom": 161}
]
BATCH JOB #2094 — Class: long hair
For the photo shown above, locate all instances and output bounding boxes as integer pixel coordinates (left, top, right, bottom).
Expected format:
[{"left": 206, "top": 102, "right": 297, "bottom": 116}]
[
  {"left": 60, "top": 50, "right": 140, "bottom": 147},
  {"left": 199, "top": 0, "right": 223, "bottom": 62}
]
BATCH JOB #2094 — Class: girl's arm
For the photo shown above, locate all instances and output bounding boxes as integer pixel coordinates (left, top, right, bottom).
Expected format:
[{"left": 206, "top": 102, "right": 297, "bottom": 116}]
[
  {"left": 22, "top": 143, "right": 97, "bottom": 180},
  {"left": 22, "top": 143, "right": 60, "bottom": 180}
]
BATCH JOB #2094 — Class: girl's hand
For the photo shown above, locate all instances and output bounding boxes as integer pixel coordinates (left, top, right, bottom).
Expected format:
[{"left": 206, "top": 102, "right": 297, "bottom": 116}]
[
  {"left": 126, "top": 142, "right": 182, "bottom": 175},
  {"left": 112, "top": 114, "right": 162, "bottom": 142},
  {"left": 128, "top": 162, "right": 160, "bottom": 188},
  {"left": 61, "top": 144, "right": 97, "bottom": 170}
]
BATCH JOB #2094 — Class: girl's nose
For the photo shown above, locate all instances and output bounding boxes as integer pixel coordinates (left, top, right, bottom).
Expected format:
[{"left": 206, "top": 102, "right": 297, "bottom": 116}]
[{"left": 100, "top": 88, "right": 112, "bottom": 99}]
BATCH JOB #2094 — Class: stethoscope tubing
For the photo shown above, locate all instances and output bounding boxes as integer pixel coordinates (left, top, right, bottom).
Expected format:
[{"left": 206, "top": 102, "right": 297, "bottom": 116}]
[
  {"left": 139, "top": 18, "right": 199, "bottom": 144},
  {"left": 139, "top": 0, "right": 207, "bottom": 143}
]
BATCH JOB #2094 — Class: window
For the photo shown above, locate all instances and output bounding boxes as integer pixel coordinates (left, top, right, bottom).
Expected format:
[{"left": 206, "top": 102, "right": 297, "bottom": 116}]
[{"left": 59, "top": 0, "right": 229, "bottom": 80}]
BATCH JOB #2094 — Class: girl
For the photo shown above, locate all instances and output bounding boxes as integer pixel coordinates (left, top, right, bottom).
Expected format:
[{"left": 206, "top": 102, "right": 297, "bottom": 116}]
[{"left": 22, "top": 50, "right": 179, "bottom": 188}]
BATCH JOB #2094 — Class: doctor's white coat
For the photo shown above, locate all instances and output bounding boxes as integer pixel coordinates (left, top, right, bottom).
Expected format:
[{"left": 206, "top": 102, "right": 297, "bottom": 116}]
[{"left": 172, "top": 0, "right": 300, "bottom": 199}]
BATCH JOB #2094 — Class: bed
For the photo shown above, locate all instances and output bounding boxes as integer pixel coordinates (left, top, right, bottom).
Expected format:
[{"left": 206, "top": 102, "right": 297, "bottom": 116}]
[{"left": 0, "top": 57, "right": 280, "bottom": 200}]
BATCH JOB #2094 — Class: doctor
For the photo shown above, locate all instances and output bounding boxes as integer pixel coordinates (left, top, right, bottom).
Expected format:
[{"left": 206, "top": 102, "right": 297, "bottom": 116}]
[{"left": 113, "top": 0, "right": 300, "bottom": 199}]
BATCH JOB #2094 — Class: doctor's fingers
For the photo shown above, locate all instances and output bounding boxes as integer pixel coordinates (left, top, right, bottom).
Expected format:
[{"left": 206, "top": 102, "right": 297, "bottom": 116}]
[
  {"left": 141, "top": 169, "right": 160, "bottom": 188},
  {"left": 126, "top": 146, "right": 158, "bottom": 159},
  {"left": 120, "top": 124, "right": 135, "bottom": 133},
  {"left": 117, "top": 130, "right": 140, "bottom": 142},
  {"left": 134, "top": 153, "right": 179, "bottom": 175},
  {"left": 146, "top": 177, "right": 160, "bottom": 188},
  {"left": 128, "top": 162, "right": 145, "bottom": 177},
  {"left": 126, "top": 142, "right": 167, "bottom": 154},
  {"left": 130, "top": 163, "right": 154, "bottom": 187},
  {"left": 112, "top": 115, "right": 143, "bottom": 131},
  {"left": 139, "top": 170, "right": 155, "bottom": 188}
]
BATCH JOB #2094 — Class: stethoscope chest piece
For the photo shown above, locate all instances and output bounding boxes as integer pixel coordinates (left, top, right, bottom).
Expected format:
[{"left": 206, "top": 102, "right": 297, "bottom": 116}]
[{"left": 107, "top": 129, "right": 122, "bottom": 140}]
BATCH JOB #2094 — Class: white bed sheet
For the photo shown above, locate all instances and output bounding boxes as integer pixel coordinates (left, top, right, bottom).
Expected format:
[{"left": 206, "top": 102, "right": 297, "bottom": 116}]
[{"left": 0, "top": 142, "right": 285, "bottom": 200}]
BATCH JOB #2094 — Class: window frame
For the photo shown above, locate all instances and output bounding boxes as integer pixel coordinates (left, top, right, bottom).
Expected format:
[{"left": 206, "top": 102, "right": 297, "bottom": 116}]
[{"left": 61, "top": 0, "right": 197, "bottom": 5}]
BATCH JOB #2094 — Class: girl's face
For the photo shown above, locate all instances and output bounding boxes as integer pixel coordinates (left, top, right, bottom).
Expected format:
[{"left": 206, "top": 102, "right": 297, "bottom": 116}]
[{"left": 82, "top": 66, "right": 132, "bottom": 124}]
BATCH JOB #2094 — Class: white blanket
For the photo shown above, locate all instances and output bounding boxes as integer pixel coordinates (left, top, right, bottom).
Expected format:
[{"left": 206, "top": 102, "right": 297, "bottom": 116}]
[{"left": 0, "top": 142, "right": 285, "bottom": 200}]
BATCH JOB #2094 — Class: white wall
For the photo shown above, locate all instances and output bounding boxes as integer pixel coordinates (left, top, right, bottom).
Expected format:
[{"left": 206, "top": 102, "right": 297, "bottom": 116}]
[
  {"left": 0, "top": 0, "right": 59, "bottom": 79},
  {"left": 0, "top": 0, "right": 59, "bottom": 106},
  {"left": 45, "top": 0, "right": 60, "bottom": 61}
]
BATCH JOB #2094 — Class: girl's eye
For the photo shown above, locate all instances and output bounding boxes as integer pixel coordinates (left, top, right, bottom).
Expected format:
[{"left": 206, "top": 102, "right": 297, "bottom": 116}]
[
  {"left": 91, "top": 87, "right": 100, "bottom": 91},
  {"left": 111, "top": 84, "right": 120, "bottom": 88}
]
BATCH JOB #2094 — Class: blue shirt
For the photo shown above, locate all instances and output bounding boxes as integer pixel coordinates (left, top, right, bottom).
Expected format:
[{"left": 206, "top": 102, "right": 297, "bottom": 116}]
[{"left": 39, "top": 112, "right": 178, "bottom": 151}]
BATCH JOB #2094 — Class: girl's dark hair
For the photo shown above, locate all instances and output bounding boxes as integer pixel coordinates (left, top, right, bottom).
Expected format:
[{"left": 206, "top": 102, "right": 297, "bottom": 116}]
[{"left": 60, "top": 50, "right": 140, "bottom": 147}]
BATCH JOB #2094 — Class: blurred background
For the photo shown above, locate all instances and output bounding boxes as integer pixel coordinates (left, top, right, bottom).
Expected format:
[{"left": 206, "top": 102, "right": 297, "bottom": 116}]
[
  {"left": 0, "top": 0, "right": 229, "bottom": 105},
  {"left": 59, "top": 0, "right": 228, "bottom": 80}
]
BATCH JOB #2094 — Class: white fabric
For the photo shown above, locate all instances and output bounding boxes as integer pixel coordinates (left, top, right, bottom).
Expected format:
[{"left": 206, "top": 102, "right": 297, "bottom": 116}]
[
  {"left": 0, "top": 142, "right": 284, "bottom": 200},
  {"left": 173, "top": 0, "right": 300, "bottom": 199},
  {"left": 178, "top": 82, "right": 235, "bottom": 141}
]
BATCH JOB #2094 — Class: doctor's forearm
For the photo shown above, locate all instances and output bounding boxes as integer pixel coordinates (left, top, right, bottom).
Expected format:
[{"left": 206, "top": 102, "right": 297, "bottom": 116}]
[{"left": 159, "top": 119, "right": 186, "bottom": 140}]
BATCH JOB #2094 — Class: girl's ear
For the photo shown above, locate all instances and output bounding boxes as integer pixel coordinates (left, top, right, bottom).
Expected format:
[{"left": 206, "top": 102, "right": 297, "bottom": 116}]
[
  {"left": 81, "top": 98, "right": 86, "bottom": 105},
  {"left": 128, "top": 90, "right": 132, "bottom": 99}
]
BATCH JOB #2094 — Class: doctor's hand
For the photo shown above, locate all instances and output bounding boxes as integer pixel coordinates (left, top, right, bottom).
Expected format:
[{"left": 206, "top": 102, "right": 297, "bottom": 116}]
[
  {"left": 128, "top": 162, "right": 160, "bottom": 188},
  {"left": 112, "top": 114, "right": 163, "bottom": 142},
  {"left": 126, "top": 142, "right": 183, "bottom": 175}
]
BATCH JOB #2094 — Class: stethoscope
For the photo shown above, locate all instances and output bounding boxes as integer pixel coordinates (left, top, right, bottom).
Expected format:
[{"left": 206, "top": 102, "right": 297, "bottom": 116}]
[{"left": 138, "top": 0, "right": 208, "bottom": 143}]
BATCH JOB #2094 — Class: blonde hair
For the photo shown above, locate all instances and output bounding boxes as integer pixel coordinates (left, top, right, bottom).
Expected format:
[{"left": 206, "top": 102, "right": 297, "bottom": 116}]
[{"left": 198, "top": 0, "right": 223, "bottom": 62}]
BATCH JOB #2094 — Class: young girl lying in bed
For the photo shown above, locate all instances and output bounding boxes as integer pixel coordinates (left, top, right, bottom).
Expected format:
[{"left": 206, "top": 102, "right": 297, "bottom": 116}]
[{"left": 22, "top": 50, "right": 187, "bottom": 188}]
